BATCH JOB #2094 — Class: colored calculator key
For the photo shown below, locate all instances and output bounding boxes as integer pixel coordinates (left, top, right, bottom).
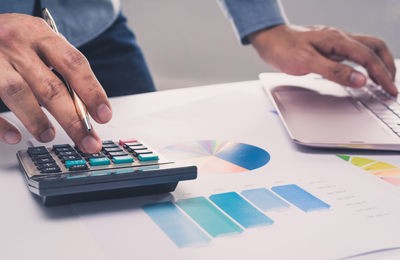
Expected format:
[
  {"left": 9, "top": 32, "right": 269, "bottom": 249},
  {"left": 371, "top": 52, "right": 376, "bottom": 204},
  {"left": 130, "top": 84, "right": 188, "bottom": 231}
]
[
  {"left": 89, "top": 157, "right": 111, "bottom": 166},
  {"left": 17, "top": 139, "right": 197, "bottom": 205}
]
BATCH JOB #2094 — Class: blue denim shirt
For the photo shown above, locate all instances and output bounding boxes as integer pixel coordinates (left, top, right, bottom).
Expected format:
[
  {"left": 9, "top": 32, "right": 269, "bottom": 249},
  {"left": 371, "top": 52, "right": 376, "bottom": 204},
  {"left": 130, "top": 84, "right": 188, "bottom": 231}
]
[
  {"left": 0, "top": 0, "right": 285, "bottom": 47},
  {"left": 220, "top": 0, "right": 286, "bottom": 44}
]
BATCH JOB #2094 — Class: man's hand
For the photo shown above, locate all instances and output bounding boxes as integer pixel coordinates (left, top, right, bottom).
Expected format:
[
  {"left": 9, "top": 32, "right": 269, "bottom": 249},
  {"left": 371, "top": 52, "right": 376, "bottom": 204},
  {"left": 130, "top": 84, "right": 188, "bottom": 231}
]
[
  {"left": 249, "top": 24, "right": 398, "bottom": 95},
  {"left": 0, "top": 13, "right": 112, "bottom": 153}
]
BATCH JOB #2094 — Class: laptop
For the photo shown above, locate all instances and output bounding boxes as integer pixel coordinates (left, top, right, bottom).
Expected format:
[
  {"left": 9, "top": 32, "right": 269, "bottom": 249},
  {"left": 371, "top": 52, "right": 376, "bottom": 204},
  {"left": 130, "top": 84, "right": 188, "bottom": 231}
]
[{"left": 260, "top": 71, "right": 400, "bottom": 151}]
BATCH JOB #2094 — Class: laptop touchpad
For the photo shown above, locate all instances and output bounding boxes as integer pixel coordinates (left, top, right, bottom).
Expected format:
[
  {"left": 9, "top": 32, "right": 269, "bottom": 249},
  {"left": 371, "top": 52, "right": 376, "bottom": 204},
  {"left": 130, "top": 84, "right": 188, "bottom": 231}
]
[
  {"left": 271, "top": 85, "right": 397, "bottom": 144},
  {"left": 274, "top": 86, "right": 362, "bottom": 114}
]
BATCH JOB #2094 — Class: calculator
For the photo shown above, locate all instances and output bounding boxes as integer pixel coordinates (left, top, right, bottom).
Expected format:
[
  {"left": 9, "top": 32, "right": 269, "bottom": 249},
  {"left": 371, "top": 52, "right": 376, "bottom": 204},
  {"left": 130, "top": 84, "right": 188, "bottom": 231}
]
[{"left": 16, "top": 139, "right": 197, "bottom": 205}]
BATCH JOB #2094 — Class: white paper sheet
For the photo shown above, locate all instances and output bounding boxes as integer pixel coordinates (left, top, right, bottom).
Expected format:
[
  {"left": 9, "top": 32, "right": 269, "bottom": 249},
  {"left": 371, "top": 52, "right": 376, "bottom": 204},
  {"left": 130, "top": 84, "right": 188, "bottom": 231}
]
[{"left": 69, "top": 83, "right": 400, "bottom": 260}]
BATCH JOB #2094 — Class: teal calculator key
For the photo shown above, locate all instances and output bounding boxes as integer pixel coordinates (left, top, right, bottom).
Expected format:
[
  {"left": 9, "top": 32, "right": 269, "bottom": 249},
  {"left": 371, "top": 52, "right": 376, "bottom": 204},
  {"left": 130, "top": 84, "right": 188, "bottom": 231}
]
[
  {"left": 89, "top": 157, "right": 111, "bottom": 166},
  {"left": 65, "top": 159, "right": 86, "bottom": 168},
  {"left": 138, "top": 154, "right": 159, "bottom": 161},
  {"left": 113, "top": 155, "right": 134, "bottom": 164}
]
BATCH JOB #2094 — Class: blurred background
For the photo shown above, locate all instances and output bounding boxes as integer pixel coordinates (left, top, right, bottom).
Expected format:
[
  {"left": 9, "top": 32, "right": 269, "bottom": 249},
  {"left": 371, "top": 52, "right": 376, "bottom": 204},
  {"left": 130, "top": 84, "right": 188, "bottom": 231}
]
[{"left": 120, "top": 0, "right": 400, "bottom": 91}]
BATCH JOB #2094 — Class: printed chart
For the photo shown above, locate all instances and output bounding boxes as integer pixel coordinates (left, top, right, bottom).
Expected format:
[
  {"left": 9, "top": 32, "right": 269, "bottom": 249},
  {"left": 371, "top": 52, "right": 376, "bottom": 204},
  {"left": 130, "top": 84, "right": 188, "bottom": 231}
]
[
  {"left": 338, "top": 155, "right": 400, "bottom": 186},
  {"left": 143, "top": 184, "right": 330, "bottom": 248},
  {"left": 162, "top": 140, "right": 270, "bottom": 174}
]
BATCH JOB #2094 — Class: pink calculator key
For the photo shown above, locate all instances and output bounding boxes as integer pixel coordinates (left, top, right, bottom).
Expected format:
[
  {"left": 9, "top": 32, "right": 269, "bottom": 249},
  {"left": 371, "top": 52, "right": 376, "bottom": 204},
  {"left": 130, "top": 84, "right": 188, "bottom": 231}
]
[{"left": 119, "top": 139, "right": 138, "bottom": 146}]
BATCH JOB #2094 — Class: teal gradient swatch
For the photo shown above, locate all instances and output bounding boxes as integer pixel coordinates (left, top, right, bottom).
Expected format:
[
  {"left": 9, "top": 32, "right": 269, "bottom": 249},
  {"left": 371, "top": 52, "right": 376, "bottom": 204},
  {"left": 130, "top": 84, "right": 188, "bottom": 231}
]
[
  {"left": 142, "top": 202, "right": 210, "bottom": 247},
  {"left": 177, "top": 197, "right": 243, "bottom": 237},
  {"left": 271, "top": 184, "right": 330, "bottom": 212},
  {"left": 241, "top": 188, "right": 290, "bottom": 211},
  {"left": 209, "top": 192, "right": 274, "bottom": 228}
]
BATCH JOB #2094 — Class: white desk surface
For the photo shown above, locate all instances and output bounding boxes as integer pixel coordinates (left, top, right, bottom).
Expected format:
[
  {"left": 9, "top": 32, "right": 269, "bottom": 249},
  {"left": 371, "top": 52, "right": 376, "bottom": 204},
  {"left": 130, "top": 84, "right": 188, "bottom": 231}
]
[{"left": 1, "top": 79, "right": 400, "bottom": 260}]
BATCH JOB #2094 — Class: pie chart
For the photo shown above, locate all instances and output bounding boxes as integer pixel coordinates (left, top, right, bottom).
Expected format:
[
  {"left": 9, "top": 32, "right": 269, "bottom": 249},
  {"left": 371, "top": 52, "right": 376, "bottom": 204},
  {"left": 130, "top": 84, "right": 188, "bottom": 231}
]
[{"left": 162, "top": 140, "right": 270, "bottom": 174}]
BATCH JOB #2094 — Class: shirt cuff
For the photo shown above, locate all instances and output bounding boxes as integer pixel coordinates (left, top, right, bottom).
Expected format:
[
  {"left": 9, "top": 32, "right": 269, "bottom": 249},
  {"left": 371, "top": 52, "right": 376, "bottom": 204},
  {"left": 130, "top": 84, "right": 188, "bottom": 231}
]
[{"left": 219, "top": 0, "right": 287, "bottom": 45}]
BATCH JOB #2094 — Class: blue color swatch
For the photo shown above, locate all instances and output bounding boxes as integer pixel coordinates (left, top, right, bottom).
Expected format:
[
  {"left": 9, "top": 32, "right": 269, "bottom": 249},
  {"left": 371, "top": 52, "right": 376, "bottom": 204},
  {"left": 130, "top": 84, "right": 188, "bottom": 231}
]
[
  {"left": 142, "top": 202, "right": 211, "bottom": 247},
  {"left": 177, "top": 197, "right": 243, "bottom": 238},
  {"left": 215, "top": 143, "right": 271, "bottom": 170},
  {"left": 209, "top": 192, "right": 274, "bottom": 228},
  {"left": 271, "top": 184, "right": 330, "bottom": 212},
  {"left": 241, "top": 188, "right": 290, "bottom": 211}
]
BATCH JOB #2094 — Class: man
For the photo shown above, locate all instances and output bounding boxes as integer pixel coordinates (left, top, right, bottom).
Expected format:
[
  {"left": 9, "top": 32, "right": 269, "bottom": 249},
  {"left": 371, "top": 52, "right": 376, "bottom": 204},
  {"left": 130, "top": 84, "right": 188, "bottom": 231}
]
[{"left": 0, "top": 0, "right": 396, "bottom": 154}]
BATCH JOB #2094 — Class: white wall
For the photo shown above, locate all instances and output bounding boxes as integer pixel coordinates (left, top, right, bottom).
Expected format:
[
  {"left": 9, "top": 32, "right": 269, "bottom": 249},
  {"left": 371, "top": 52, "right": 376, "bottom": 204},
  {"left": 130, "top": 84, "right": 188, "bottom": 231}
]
[{"left": 121, "top": 0, "right": 400, "bottom": 90}]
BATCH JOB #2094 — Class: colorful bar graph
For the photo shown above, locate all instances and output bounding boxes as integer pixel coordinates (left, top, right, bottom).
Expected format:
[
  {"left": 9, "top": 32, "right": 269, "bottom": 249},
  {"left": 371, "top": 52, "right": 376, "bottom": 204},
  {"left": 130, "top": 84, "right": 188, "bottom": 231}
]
[
  {"left": 241, "top": 188, "right": 290, "bottom": 211},
  {"left": 176, "top": 197, "right": 243, "bottom": 237},
  {"left": 142, "top": 202, "right": 210, "bottom": 248},
  {"left": 271, "top": 184, "right": 330, "bottom": 212},
  {"left": 209, "top": 192, "right": 274, "bottom": 228}
]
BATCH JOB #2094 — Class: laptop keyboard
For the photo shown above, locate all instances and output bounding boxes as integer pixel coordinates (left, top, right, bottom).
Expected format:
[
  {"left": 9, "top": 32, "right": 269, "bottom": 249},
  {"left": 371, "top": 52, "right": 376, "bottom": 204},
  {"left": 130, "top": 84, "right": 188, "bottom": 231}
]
[{"left": 346, "top": 84, "right": 400, "bottom": 136}]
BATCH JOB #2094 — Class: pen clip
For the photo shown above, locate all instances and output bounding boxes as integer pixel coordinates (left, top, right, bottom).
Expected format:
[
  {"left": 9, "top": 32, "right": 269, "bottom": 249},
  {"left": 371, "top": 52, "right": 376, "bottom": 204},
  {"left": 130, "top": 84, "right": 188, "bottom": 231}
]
[{"left": 42, "top": 8, "right": 59, "bottom": 34}]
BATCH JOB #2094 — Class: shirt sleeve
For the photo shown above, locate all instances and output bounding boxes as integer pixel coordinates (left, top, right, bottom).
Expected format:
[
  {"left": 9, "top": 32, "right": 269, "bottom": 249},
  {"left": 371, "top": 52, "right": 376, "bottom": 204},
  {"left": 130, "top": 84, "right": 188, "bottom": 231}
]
[{"left": 218, "top": 0, "right": 287, "bottom": 45}]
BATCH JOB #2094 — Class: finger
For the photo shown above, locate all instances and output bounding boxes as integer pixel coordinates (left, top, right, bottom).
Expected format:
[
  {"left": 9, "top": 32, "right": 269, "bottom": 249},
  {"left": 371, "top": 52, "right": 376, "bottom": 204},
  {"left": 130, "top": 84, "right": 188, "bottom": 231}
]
[
  {"left": 0, "top": 60, "right": 55, "bottom": 142},
  {"left": 0, "top": 116, "right": 21, "bottom": 144},
  {"left": 315, "top": 35, "right": 397, "bottom": 95},
  {"left": 308, "top": 50, "right": 367, "bottom": 88},
  {"left": 350, "top": 34, "right": 396, "bottom": 80},
  {"left": 11, "top": 52, "right": 102, "bottom": 153},
  {"left": 35, "top": 34, "right": 112, "bottom": 124}
]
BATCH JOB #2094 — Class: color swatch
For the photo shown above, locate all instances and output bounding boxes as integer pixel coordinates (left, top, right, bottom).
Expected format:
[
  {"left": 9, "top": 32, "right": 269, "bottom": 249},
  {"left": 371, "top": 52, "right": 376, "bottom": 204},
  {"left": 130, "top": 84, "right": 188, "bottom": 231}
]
[
  {"left": 143, "top": 185, "right": 330, "bottom": 248},
  {"left": 209, "top": 192, "right": 274, "bottom": 228},
  {"left": 163, "top": 140, "right": 270, "bottom": 174},
  {"left": 337, "top": 155, "right": 400, "bottom": 187},
  {"left": 241, "top": 188, "right": 290, "bottom": 211},
  {"left": 177, "top": 197, "right": 243, "bottom": 238},
  {"left": 271, "top": 184, "right": 330, "bottom": 212},
  {"left": 142, "top": 202, "right": 211, "bottom": 247}
]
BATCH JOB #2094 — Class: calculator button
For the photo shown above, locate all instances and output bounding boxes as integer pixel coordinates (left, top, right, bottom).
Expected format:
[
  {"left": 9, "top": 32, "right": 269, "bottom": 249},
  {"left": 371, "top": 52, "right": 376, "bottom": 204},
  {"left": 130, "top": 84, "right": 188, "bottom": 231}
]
[
  {"left": 28, "top": 146, "right": 49, "bottom": 156},
  {"left": 138, "top": 154, "right": 159, "bottom": 161},
  {"left": 53, "top": 144, "right": 72, "bottom": 149},
  {"left": 31, "top": 154, "right": 53, "bottom": 161},
  {"left": 108, "top": 151, "right": 129, "bottom": 157},
  {"left": 84, "top": 152, "right": 107, "bottom": 159},
  {"left": 54, "top": 147, "right": 75, "bottom": 154},
  {"left": 60, "top": 155, "right": 83, "bottom": 162},
  {"left": 119, "top": 139, "right": 137, "bottom": 146},
  {"left": 40, "top": 166, "right": 61, "bottom": 173},
  {"left": 58, "top": 151, "right": 79, "bottom": 157},
  {"left": 102, "top": 144, "right": 119, "bottom": 149},
  {"left": 37, "top": 163, "right": 59, "bottom": 170},
  {"left": 102, "top": 140, "right": 115, "bottom": 145},
  {"left": 68, "top": 164, "right": 89, "bottom": 171},
  {"left": 89, "top": 157, "right": 111, "bottom": 166},
  {"left": 65, "top": 159, "right": 86, "bottom": 168},
  {"left": 132, "top": 149, "right": 152, "bottom": 157},
  {"left": 103, "top": 147, "right": 123, "bottom": 153},
  {"left": 125, "top": 143, "right": 143, "bottom": 147},
  {"left": 129, "top": 145, "right": 147, "bottom": 150},
  {"left": 113, "top": 155, "right": 134, "bottom": 164},
  {"left": 34, "top": 158, "right": 56, "bottom": 165}
]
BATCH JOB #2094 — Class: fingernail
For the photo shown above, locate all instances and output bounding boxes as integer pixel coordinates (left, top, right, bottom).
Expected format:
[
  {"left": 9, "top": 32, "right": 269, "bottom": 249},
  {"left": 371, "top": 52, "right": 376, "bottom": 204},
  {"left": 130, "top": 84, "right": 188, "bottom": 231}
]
[
  {"left": 96, "top": 103, "right": 112, "bottom": 123},
  {"left": 350, "top": 72, "right": 366, "bottom": 87},
  {"left": 81, "top": 135, "right": 100, "bottom": 153},
  {"left": 39, "top": 128, "right": 55, "bottom": 142},
  {"left": 4, "top": 131, "right": 20, "bottom": 144}
]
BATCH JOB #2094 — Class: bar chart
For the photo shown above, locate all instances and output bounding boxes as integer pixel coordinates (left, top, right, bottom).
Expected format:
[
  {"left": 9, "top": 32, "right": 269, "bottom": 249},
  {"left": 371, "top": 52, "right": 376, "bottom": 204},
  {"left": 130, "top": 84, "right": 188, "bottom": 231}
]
[{"left": 143, "top": 184, "right": 330, "bottom": 248}]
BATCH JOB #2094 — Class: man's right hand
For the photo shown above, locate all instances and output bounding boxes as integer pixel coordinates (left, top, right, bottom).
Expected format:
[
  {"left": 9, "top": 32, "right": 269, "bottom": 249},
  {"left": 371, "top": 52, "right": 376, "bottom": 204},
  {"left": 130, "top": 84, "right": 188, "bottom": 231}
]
[{"left": 0, "top": 13, "right": 112, "bottom": 153}]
